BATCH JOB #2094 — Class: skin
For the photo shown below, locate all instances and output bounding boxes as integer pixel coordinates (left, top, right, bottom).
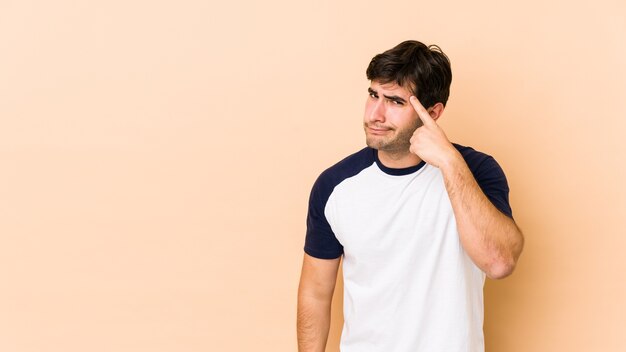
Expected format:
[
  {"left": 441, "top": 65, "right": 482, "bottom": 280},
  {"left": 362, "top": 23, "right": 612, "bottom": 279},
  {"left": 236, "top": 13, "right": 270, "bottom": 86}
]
[
  {"left": 363, "top": 81, "right": 442, "bottom": 167},
  {"left": 297, "top": 253, "right": 340, "bottom": 352},
  {"left": 297, "top": 80, "right": 524, "bottom": 351}
]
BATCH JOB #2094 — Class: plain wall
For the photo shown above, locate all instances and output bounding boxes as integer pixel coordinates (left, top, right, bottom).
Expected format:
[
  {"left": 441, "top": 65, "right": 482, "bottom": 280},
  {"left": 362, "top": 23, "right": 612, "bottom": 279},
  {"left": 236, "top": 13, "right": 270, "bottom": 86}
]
[{"left": 1, "top": 0, "right": 625, "bottom": 351}]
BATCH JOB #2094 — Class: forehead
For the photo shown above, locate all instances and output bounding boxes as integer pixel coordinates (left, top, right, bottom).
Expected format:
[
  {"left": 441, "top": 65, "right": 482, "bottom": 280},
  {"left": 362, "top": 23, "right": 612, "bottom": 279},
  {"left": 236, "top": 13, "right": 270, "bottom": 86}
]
[{"left": 370, "top": 80, "right": 413, "bottom": 97}]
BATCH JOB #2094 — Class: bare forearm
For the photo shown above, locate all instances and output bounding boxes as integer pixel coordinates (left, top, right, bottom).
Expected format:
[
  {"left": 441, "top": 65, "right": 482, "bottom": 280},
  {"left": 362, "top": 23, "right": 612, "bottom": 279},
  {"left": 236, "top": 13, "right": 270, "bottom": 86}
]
[
  {"left": 297, "top": 296, "right": 332, "bottom": 352},
  {"left": 441, "top": 154, "right": 524, "bottom": 279}
]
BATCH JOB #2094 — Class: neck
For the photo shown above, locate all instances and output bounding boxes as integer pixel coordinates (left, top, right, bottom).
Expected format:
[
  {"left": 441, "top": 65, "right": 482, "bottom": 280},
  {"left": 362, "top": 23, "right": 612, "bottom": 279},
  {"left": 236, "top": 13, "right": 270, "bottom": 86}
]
[{"left": 377, "top": 149, "right": 422, "bottom": 169}]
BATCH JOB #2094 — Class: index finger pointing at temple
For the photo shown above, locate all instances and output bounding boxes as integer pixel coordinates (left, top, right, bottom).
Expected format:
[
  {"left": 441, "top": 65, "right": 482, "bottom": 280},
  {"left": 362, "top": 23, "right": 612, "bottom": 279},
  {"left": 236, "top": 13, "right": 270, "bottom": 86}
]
[{"left": 409, "top": 96, "right": 435, "bottom": 125}]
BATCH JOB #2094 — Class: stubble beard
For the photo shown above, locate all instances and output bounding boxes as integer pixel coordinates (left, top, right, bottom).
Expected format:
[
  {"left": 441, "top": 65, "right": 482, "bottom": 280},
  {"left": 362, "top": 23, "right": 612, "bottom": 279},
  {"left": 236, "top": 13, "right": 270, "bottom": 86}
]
[{"left": 364, "top": 119, "right": 423, "bottom": 157}]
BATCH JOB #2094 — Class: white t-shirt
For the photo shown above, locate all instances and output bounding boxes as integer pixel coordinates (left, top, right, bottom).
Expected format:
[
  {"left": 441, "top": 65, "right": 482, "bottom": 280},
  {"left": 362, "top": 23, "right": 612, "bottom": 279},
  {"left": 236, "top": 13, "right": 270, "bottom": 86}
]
[{"left": 304, "top": 144, "right": 512, "bottom": 352}]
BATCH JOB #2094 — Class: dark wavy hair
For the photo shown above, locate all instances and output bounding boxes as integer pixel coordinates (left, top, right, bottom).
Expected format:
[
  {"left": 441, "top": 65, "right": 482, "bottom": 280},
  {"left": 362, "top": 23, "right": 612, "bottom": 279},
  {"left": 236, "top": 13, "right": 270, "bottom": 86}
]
[{"left": 366, "top": 40, "right": 452, "bottom": 108}]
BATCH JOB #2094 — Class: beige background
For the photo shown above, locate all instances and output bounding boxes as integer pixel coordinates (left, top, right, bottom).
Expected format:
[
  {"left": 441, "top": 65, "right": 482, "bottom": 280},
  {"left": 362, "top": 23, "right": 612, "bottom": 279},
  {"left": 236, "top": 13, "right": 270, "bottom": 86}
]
[{"left": 1, "top": 0, "right": 625, "bottom": 351}]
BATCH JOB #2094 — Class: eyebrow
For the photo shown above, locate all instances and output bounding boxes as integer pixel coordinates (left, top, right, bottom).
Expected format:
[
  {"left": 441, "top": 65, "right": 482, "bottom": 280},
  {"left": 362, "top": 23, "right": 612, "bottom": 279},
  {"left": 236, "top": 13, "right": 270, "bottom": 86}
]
[{"left": 368, "top": 87, "right": 408, "bottom": 104}]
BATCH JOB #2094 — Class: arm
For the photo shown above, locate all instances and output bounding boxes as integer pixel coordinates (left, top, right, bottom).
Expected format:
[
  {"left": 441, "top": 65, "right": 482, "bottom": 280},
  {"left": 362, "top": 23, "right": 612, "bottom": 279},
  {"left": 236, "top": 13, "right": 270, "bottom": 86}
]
[
  {"left": 297, "top": 253, "right": 341, "bottom": 352},
  {"left": 440, "top": 153, "right": 524, "bottom": 279},
  {"left": 408, "top": 96, "right": 524, "bottom": 279}
]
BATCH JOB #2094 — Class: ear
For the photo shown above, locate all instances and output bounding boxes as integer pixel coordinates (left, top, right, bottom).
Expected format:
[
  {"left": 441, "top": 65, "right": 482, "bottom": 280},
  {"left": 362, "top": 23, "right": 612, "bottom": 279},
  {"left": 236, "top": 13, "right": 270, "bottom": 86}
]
[{"left": 427, "top": 102, "right": 445, "bottom": 121}]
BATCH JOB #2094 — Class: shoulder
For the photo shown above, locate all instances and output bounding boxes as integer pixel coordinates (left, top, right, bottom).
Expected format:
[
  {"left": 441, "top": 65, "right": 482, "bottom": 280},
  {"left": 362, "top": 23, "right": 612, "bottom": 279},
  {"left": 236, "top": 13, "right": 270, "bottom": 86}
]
[
  {"left": 313, "top": 147, "right": 375, "bottom": 191},
  {"left": 453, "top": 143, "right": 507, "bottom": 179},
  {"left": 453, "top": 143, "right": 496, "bottom": 169},
  {"left": 307, "top": 147, "right": 375, "bottom": 209}
]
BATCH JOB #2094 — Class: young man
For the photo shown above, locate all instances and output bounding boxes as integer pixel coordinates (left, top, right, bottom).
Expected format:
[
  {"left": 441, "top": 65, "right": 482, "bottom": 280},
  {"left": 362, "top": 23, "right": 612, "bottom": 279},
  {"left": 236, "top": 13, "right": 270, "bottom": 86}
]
[{"left": 297, "top": 40, "right": 524, "bottom": 352}]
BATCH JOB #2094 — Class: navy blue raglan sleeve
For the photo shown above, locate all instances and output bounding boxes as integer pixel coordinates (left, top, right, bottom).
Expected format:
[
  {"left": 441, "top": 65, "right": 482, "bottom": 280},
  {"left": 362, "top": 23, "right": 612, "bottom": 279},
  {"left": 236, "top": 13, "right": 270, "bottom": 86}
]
[
  {"left": 472, "top": 156, "right": 513, "bottom": 218},
  {"left": 304, "top": 174, "right": 344, "bottom": 259},
  {"left": 456, "top": 144, "right": 514, "bottom": 218}
]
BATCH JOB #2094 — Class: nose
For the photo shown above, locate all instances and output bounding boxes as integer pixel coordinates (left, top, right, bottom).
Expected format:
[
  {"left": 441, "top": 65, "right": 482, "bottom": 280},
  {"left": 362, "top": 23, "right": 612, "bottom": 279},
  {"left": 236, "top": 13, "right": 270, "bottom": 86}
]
[{"left": 367, "top": 99, "right": 386, "bottom": 123}]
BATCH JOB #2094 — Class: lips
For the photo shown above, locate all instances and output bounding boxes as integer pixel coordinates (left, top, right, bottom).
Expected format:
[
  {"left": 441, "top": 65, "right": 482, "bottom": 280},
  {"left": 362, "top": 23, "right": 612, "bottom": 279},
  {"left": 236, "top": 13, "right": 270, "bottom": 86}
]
[{"left": 367, "top": 126, "right": 392, "bottom": 134}]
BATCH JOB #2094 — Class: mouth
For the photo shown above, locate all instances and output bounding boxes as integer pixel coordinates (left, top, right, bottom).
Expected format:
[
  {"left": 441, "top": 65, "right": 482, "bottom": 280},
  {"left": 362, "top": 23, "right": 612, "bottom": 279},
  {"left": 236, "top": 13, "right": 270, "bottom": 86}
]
[{"left": 366, "top": 126, "right": 392, "bottom": 135}]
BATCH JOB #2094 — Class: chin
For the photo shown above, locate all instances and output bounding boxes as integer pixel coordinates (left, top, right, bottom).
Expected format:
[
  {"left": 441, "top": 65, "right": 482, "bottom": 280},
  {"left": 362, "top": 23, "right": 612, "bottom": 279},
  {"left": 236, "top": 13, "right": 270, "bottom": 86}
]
[{"left": 365, "top": 137, "right": 380, "bottom": 150}]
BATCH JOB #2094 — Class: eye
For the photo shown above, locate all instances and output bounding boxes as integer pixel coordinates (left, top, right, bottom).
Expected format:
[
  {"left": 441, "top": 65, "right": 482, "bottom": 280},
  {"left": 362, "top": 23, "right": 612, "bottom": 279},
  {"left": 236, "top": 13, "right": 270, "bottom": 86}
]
[
  {"left": 369, "top": 92, "right": 378, "bottom": 99},
  {"left": 390, "top": 99, "right": 404, "bottom": 106}
]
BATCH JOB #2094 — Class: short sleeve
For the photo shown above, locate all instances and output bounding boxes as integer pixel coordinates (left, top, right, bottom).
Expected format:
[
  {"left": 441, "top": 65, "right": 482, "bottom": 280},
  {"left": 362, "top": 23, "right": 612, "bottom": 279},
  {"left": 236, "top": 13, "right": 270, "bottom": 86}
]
[
  {"left": 454, "top": 144, "right": 514, "bottom": 218},
  {"left": 471, "top": 156, "right": 514, "bottom": 218},
  {"left": 304, "top": 175, "right": 344, "bottom": 259}
]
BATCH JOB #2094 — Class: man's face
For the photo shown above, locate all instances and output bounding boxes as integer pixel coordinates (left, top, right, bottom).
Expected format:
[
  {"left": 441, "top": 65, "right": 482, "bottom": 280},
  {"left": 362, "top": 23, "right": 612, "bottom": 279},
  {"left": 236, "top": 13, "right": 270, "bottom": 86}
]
[{"left": 363, "top": 81, "right": 422, "bottom": 153}]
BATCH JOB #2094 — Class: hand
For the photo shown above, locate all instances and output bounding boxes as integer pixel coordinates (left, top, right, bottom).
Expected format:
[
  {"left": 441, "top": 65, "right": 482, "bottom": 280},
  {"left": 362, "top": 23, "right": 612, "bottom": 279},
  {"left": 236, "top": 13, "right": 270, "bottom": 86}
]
[{"left": 408, "top": 96, "right": 461, "bottom": 169}]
